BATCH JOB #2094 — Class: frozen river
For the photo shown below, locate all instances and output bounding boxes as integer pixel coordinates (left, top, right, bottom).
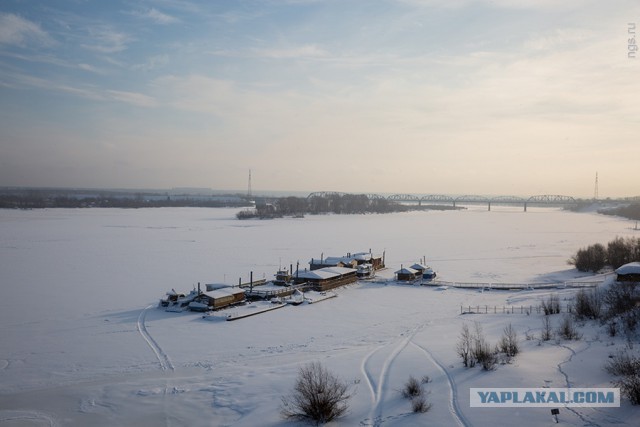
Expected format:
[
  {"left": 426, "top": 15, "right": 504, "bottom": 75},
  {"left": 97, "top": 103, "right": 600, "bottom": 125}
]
[{"left": 0, "top": 206, "right": 638, "bottom": 426}]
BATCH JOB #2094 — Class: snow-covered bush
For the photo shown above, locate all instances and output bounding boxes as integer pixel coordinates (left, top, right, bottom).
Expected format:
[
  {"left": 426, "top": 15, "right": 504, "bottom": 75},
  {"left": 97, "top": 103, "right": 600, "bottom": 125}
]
[
  {"left": 557, "top": 315, "right": 582, "bottom": 341},
  {"left": 574, "top": 288, "right": 603, "bottom": 320},
  {"left": 541, "top": 316, "right": 554, "bottom": 341},
  {"left": 568, "top": 243, "right": 606, "bottom": 272},
  {"left": 541, "top": 294, "right": 561, "bottom": 315},
  {"left": 603, "top": 282, "right": 638, "bottom": 319},
  {"left": 400, "top": 375, "right": 432, "bottom": 413},
  {"left": 456, "top": 323, "right": 473, "bottom": 367},
  {"left": 411, "top": 394, "right": 431, "bottom": 413},
  {"left": 605, "top": 350, "right": 640, "bottom": 405},
  {"left": 401, "top": 376, "right": 422, "bottom": 399},
  {"left": 281, "top": 362, "right": 352, "bottom": 425},
  {"left": 498, "top": 323, "right": 519, "bottom": 358}
]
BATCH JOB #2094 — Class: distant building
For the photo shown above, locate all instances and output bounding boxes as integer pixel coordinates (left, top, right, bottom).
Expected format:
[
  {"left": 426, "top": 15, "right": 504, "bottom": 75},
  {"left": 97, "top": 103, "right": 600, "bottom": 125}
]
[
  {"left": 194, "top": 287, "right": 245, "bottom": 310},
  {"left": 615, "top": 262, "right": 640, "bottom": 282},
  {"left": 309, "top": 251, "right": 385, "bottom": 271},
  {"left": 395, "top": 267, "right": 420, "bottom": 282},
  {"left": 293, "top": 267, "right": 358, "bottom": 291}
]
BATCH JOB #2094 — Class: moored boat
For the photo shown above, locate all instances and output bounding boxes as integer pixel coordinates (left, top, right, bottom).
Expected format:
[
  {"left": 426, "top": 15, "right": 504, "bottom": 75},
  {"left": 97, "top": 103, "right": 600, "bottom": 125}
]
[
  {"left": 273, "top": 269, "right": 292, "bottom": 286},
  {"left": 356, "top": 263, "right": 375, "bottom": 280},
  {"left": 283, "top": 289, "right": 304, "bottom": 305},
  {"left": 422, "top": 267, "right": 437, "bottom": 281},
  {"left": 160, "top": 288, "right": 199, "bottom": 310}
]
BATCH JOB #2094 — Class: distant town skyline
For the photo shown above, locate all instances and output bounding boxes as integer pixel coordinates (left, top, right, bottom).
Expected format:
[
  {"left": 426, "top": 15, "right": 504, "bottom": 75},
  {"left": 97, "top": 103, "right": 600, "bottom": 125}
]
[{"left": 1, "top": 1, "right": 639, "bottom": 198}]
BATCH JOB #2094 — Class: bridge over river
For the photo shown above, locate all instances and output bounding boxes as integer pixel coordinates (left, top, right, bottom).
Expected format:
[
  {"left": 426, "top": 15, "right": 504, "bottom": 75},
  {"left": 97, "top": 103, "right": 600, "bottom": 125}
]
[{"left": 306, "top": 192, "right": 584, "bottom": 211}]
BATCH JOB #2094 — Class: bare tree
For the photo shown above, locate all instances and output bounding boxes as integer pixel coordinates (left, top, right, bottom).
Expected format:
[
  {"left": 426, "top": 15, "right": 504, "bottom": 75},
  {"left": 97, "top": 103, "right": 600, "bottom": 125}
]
[
  {"left": 457, "top": 323, "right": 473, "bottom": 367},
  {"left": 541, "top": 294, "right": 561, "bottom": 315},
  {"left": 498, "top": 323, "right": 519, "bottom": 357},
  {"left": 557, "top": 315, "right": 582, "bottom": 340},
  {"left": 541, "top": 316, "right": 553, "bottom": 341},
  {"left": 281, "top": 362, "right": 352, "bottom": 425}
]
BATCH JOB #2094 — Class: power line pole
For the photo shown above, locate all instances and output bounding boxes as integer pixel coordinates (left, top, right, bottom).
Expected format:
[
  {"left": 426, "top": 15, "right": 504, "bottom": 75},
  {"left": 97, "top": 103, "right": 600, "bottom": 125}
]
[
  {"left": 594, "top": 172, "right": 599, "bottom": 200},
  {"left": 248, "top": 169, "right": 252, "bottom": 198}
]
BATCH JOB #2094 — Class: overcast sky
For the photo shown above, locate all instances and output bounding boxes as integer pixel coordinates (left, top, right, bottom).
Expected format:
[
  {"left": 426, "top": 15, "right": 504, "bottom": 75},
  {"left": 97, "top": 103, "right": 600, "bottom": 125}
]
[{"left": 1, "top": 0, "right": 638, "bottom": 197}]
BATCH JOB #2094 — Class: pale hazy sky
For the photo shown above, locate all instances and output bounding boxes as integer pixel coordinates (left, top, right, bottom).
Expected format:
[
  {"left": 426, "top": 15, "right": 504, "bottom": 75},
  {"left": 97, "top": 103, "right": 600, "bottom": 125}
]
[{"left": 1, "top": 0, "right": 639, "bottom": 197}]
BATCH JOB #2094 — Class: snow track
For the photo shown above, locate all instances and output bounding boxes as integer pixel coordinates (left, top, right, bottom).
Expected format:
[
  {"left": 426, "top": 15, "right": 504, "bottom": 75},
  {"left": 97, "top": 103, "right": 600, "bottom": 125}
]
[
  {"left": 137, "top": 305, "right": 174, "bottom": 371},
  {"left": 556, "top": 341, "right": 627, "bottom": 427},
  {"left": 361, "top": 329, "right": 417, "bottom": 426},
  {"left": 360, "top": 324, "right": 470, "bottom": 427},
  {"left": 0, "top": 410, "right": 58, "bottom": 426},
  {"left": 411, "top": 342, "right": 471, "bottom": 427}
]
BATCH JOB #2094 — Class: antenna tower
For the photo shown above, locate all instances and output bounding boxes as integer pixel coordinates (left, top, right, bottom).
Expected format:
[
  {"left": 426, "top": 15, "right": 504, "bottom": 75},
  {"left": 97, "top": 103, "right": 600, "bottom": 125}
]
[
  {"left": 247, "top": 169, "right": 252, "bottom": 198},
  {"left": 594, "top": 172, "right": 599, "bottom": 200}
]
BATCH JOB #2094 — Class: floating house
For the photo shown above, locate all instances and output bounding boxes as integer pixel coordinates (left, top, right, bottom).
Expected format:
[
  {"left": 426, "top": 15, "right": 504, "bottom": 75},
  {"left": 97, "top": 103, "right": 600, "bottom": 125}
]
[
  {"left": 395, "top": 267, "right": 420, "bottom": 282},
  {"left": 190, "top": 287, "right": 246, "bottom": 311},
  {"left": 411, "top": 263, "right": 437, "bottom": 280},
  {"left": 410, "top": 263, "right": 428, "bottom": 275},
  {"left": 293, "top": 267, "right": 358, "bottom": 291},
  {"left": 422, "top": 267, "right": 437, "bottom": 280},
  {"left": 615, "top": 262, "right": 640, "bottom": 282},
  {"left": 309, "top": 251, "right": 385, "bottom": 271}
]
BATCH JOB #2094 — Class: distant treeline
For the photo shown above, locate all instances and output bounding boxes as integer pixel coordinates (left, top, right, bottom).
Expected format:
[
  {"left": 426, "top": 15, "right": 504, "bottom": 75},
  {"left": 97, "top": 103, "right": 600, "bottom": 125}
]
[
  {"left": 236, "top": 194, "right": 460, "bottom": 219},
  {"left": 569, "top": 236, "right": 640, "bottom": 272},
  {"left": 599, "top": 203, "right": 640, "bottom": 221},
  {"left": 0, "top": 193, "right": 251, "bottom": 209}
]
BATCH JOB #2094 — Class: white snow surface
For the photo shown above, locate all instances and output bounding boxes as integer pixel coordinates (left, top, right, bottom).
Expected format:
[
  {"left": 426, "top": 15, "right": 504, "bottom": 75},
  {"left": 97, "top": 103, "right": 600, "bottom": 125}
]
[{"left": 0, "top": 206, "right": 639, "bottom": 426}]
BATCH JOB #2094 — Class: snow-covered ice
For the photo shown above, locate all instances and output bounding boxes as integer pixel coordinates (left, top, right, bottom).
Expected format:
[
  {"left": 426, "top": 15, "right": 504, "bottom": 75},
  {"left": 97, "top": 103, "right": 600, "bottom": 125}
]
[{"left": 0, "top": 206, "right": 638, "bottom": 426}]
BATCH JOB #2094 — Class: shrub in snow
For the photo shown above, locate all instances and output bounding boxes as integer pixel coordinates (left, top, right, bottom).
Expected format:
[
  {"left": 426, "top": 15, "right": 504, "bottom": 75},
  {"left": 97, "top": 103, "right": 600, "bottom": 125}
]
[
  {"left": 456, "top": 323, "right": 473, "bottom": 367},
  {"left": 498, "top": 323, "right": 519, "bottom": 358},
  {"left": 574, "top": 288, "right": 603, "bottom": 320},
  {"left": 607, "top": 236, "right": 640, "bottom": 270},
  {"left": 541, "top": 294, "right": 561, "bottom": 315},
  {"left": 557, "top": 315, "right": 582, "bottom": 341},
  {"left": 603, "top": 282, "right": 638, "bottom": 319},
  {"left": 410, "top": 394, "right": 432, "bottom": 413},
  {"left": 568, "top": 243, "right": 606, "bottom": 272},
  {"left": 457, "top": 322, "right": 498, "bottom": 370},
  {"left": 621, "top": 307, "right": 640, "bottom": 336},
  {"left": 608, "top": 320, "right": 618, "bottom": 337},
  {"left": 477, "top": 343, "right": 498, "bottom": 371},
  {"left": 281, "top": 362, "right": 351, "bottom": 425},
  {"left": 401, "top": 376, "right": 422, "bottom": 399},
  {"left": 472, "top": 323, "right": 497, "bottom": 371},
  {"left": 605, "top": 350, "right": 640, "bottom": 405},
  {"left": 400, "top": 375, "right": 432, "bottom": 413},
  {"left": 540, "top": 316, "right": 554, "bottom": 341},
  {"left": 606, "top": 350, "right": 640, "bottom": 377}
]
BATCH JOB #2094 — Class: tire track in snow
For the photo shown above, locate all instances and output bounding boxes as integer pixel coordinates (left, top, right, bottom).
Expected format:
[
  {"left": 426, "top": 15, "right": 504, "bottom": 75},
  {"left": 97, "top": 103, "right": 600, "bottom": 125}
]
[
  {"left": 137, "top": 305, "right": 174, "bottom": 371},
  {"left": 360, "top": 328, "right": 419, "bottom": 426},
  {"left": 411, "top": 342, "right": 471, "bottom": 427},
  {"left": 0, "top": 410, "right": 58, "bottom": 426}
]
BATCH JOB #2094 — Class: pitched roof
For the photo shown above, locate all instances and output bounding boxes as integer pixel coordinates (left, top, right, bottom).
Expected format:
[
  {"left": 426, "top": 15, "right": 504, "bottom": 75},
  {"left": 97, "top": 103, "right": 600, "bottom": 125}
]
[
  {"left": 395, "top": 267, "right": 418, "bottom": 275},
  {"left": 615, "top": 262, "right": 640, "bottom": 275},
  {"left": 296, "top": 266, "right": 355, "bottom": 280},
  {"left": 310, "top": 252, "right": 381, "bottom": 266},
  {"left": 204, "top": 287, "right": 245, "bottom": 298}
]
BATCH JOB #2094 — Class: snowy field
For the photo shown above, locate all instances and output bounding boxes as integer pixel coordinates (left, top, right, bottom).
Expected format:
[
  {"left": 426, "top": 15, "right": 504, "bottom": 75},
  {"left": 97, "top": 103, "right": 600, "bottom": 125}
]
[{"left": 0, "top": 206, "right": 639, "bottom": 426}]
